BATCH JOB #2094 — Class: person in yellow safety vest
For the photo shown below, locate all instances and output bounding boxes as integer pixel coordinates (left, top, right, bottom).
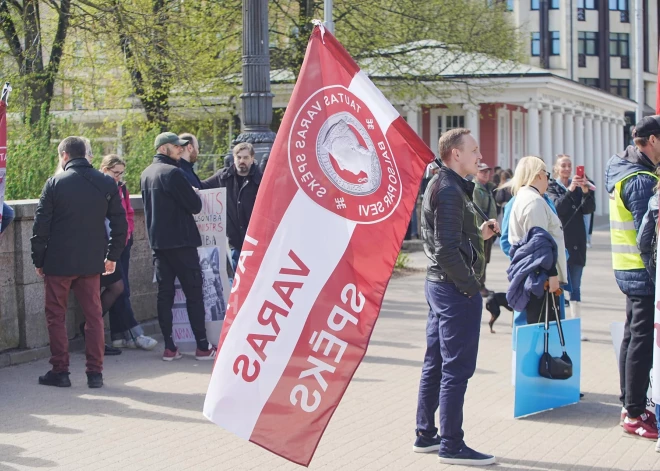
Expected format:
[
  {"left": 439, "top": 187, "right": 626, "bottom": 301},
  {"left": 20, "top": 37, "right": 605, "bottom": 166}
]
[{"left": 605, "top": 115, "right": 660, "bottom": 441}]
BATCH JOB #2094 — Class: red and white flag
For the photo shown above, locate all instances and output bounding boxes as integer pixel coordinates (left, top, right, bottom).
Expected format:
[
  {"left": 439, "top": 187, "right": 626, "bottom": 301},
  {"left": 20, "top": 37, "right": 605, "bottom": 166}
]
[
  {"left": 653, "top": 52, "right": 660, "bottom": 406},
  {"left": 0, "top": 88, "right": 7, "bottom": 228},
  {"left": 203, "top": 24, "right": 433, "bottom": 466}
]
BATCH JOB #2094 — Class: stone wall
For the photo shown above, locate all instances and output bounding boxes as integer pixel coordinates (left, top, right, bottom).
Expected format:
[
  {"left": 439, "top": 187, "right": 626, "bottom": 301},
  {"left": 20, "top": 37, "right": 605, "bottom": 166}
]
[{"left": 0, "top": 196, "right": 157, "bottom": 353}]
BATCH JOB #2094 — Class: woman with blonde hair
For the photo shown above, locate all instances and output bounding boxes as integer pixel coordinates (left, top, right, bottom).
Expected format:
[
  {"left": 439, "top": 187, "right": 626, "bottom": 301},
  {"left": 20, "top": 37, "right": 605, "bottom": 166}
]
[{"left": 504, "top": 156, "right": 568, "bottom": 336}]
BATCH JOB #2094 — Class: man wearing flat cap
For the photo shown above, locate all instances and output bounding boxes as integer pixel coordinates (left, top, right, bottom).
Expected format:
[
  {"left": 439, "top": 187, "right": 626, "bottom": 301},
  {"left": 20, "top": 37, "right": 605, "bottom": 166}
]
[
  {"left": 141, "top": 132, "right": 217, "bottom": 362},
  {"left": 605, "top": 115, "right": 660, "bottom": 439}
]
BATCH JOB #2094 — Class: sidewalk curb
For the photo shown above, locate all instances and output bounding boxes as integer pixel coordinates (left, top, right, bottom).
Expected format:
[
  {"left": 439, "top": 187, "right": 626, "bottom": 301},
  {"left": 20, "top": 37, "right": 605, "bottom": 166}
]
[{"left": 0, "top": 320, "right": 162, "bottom": 369}]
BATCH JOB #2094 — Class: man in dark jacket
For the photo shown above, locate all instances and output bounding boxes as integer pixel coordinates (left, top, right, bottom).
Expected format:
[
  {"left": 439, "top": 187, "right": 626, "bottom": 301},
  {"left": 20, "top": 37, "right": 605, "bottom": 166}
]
[
  {"left": 179, "top": 133, "right": 202, "bottom": 188},
  {"left": 415, "top": 128, "right": 498, "bottom": 465},
  {"left": 605, "top": 115, "right": 660, "bottom": 439},
  {"left": 31, "top": 136, "right": 127, "bottom": 389},
  {"left": 141, "top": 132, "right": 216, "bottom": 362},
  {"left": 202, "top": 142, "right": 262, "bottom": 270}
]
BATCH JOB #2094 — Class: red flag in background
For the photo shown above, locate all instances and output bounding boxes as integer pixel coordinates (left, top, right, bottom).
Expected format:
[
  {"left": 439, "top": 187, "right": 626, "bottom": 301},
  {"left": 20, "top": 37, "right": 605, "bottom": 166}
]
[
  {"left": 204, "top": 24, "right": 434, "bottom": 466},
  {"left": 656, "top": 51, "right": 660, "bottom": 114},
  {"left": 0, "top": 86, "right": 8, "bottom": 228}
]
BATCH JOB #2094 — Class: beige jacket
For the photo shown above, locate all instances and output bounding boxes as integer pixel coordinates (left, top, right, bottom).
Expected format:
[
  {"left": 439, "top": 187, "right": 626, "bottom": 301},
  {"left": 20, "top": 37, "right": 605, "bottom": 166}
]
[{"left": 507, "top": 186, "right": 568, "bottom": 284}]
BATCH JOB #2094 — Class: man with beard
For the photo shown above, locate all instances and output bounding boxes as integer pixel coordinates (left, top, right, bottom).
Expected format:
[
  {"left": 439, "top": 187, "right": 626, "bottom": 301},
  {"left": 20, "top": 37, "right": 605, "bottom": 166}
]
[
  {"left": 141, "top": 132, "right": 217, "bottom": 362},
  {"left": 179, "top": 133, "right": 202, "bottom": 188},
  {"left": 202, "top": 142, "right": 262, "bottom": 271}
]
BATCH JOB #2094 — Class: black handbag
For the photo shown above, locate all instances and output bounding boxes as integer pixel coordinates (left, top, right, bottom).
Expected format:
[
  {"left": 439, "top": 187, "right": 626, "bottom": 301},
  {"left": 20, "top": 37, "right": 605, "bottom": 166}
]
[{"left": 538, "top": 289, "right": 573, "bottom": 380}]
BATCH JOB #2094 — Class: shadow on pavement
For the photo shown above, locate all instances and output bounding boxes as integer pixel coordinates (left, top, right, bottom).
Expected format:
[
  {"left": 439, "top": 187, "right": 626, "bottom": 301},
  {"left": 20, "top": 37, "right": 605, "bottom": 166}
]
[
  {"left": 497, "top": 457, "right": 627, "bottom": 471},
  {"left": 0, "top": 444, "right": 57, "bottom": 470}
]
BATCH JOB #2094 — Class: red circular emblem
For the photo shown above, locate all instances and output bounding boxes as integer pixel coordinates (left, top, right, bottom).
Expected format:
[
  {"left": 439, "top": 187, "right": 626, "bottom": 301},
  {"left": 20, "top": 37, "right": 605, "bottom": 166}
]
[{"left": 288, "top": 86, "right": 402, "bottom": 224}]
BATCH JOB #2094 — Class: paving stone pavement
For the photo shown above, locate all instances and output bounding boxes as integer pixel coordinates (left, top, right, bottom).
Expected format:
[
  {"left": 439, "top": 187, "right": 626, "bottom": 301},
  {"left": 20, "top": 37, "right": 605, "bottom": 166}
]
[{"left": 1, "top": 230, "right": 659, "bottom": 471}]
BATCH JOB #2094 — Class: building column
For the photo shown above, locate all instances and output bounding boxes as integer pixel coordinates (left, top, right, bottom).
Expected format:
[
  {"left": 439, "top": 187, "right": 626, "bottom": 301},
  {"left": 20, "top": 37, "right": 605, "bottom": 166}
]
[
  {"left": 584, "top": 113, "right": 602, "bottom": 214},
  {"left": 563, "top": 109, "right": 575, "bottom": 158},
  {"left": 552, "top": 107, "right": 564, "bottom": 158},
  {"left": 404, "top": 104, "right": 420, "bottom": 136},
  {"left": 463, "top": 103, "right": 480, "bottom": 140},
  {"left": 608, "top": 116, "right": 619, "bottom": 210},
  {"left": 574, "top": 111, "right": 585, "bottom": 167},
  {"left": 524, "top": 101, "right": 540, "bottom": 156},
  {"left": 617, "top": 118, "right": 625, "bottom": 154},
  {"left": 541, "top": 105, "right": 553, "bottom": 167},
  {"left": 590, "top": 114, "right": 602, "bottom": 215}
]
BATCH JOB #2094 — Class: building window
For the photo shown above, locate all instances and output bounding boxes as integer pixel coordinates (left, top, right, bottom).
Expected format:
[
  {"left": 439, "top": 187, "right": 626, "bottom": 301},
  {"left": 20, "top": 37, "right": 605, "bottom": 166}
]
[
  {"left": 609, "top": 0, "right": 628, "bottom": 11},
  {"left": 578, "top": 32, "right": 598, "bottom": 56},
  {"left": 549, "top": 0, "right": 559, "bottom": 9},
  {"left": 445, "top": 115, "right": 465, "bottom": 131},
  {"left": 531, "top": 32, "right": 540, "bottom": 56},
  {"left": 551, "top": 31, "right": 560, "bottom": 55},
  {"left": 578, "top": 0, "right": 597, "bottom": 8},
  {"left": 579, "top": 78, "right": 600, "bottom": 88},
  {"left": 610, "top": 79, "right": 630, "bottom": 98},
  {"left": 531, "top": 0, "right": 539, "bottom": 10},
  {"left": 506, "top": 0, "right": 514, "bottom": 11},
  {"left": 609, "top": 33, "right": 629, "bottom": 57}
]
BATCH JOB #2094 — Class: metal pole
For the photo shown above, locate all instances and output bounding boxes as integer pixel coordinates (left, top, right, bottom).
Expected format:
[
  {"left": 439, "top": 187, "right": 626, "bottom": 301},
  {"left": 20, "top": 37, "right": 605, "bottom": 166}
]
[
  {"left": 634, "top": 0, "right": 644, "bottom": 121},
  {"left": 324, "top": 0, "right": 334, "bottom": 34},
  {"left": 229, "top": 0, "right": 276, "bottom": 169}
]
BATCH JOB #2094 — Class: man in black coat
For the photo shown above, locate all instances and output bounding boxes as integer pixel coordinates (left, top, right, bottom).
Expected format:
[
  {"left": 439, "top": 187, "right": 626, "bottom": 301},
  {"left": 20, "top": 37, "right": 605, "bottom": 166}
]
[
  {"left": 415, "top": 128, "right": 498, "bottom": 465},
  {"left": 202, "top": 142, "right": 262, "bottom": 270},
  {"left": 31, "top": 136, "right": 127, "bottom": 389},
  {"left": 141, "top": 132, "right": 216, "bottom": 361}
]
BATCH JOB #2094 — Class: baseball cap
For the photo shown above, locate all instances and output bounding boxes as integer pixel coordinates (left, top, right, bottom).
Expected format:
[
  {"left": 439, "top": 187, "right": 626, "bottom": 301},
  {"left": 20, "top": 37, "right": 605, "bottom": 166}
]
[
  {"left": 154, "top": 132, "right": 189, "bottom": 150},
  {"left": 632, "top": 115, "right": 660, "bottom": 139},
  {"left": 477, "top": 163, "right": 492, "bottom": 171}
]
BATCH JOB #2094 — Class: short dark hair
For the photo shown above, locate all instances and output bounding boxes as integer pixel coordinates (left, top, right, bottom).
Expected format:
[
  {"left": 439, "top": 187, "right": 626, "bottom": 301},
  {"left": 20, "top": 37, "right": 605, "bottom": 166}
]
[
  {"left": 179, "top": 133, "right": 197, "bottom": 147},
  {"left": 57, "top": 136, "right": 87, "bottom": 160},
  {"left": 438, "top": 128, "right": 471, "bottom": 163}
]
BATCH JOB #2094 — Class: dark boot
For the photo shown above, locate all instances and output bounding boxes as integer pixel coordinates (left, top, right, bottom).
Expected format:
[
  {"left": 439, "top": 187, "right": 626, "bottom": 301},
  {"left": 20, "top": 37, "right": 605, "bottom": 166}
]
[
  {"left": 87, "top": 372, "right": 103, "bottom": 389},
  {"left": 81, "top": 321, "right": 121, "bottom": 356},
  {"left": 39, "top": 370, "right": 71, "bottom": 387}
]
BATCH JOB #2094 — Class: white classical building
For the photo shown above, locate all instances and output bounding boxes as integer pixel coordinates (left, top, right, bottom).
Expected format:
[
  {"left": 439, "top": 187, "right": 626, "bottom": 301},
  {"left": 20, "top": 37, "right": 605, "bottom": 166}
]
[{"left": 270, "top": 45, "right": 637, "bottom": 216}]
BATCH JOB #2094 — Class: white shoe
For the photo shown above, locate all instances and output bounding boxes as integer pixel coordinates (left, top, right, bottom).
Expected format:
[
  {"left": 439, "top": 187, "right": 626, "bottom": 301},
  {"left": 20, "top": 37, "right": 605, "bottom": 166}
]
[
  {"left": 656, "top": 437, "right": 660, "bottom": 452},
  {"left": 112, "top": 339, "right": 136, "bottom": 349},
  {"left": 135, "top": 335, "right": 158, "bottom": 351}
]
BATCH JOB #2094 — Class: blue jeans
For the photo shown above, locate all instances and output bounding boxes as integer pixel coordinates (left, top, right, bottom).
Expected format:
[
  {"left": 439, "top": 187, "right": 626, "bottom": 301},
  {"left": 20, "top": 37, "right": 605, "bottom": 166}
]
[
  {"left": 567, "top": 264, "right": 584, "bottom": 302},
  {"left": 416, "top": 280, "right": 483, "bottom": 454}
]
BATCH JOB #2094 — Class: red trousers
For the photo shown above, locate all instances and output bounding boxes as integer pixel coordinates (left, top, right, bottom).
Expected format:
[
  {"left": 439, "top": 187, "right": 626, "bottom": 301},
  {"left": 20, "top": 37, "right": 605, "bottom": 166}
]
[{"left": 44, "top": 274, "right": 104, "bottom": 373}]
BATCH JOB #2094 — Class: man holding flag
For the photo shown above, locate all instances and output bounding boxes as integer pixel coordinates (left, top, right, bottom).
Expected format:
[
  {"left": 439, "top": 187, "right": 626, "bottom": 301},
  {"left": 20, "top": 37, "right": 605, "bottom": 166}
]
[{"left": 415, "top": 128, "right": 498, "bottom": 465}]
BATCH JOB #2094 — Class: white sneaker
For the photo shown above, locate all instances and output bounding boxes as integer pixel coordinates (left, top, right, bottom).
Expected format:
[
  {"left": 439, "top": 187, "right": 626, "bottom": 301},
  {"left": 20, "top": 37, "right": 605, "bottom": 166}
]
[
  {"left": 134, "top": 335, "right": 158, "bottom": 351},
  {"left": 112, "top": 339, "right": 136, "bottom": 349},
  {"left": 656, "top": 437, "right": 660, "bottom": 452}
]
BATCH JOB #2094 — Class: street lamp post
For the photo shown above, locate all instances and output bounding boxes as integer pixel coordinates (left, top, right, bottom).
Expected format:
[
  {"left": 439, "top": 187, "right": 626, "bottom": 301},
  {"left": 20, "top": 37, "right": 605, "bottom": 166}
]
[{"left": 229, "top": 0, "right": 276, "bottom": 169}]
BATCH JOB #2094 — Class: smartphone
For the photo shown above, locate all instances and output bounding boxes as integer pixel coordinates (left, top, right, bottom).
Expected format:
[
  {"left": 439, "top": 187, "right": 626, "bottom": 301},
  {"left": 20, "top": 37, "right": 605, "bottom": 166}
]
[{"left": 576, "top": 165, "right": 584, "bottom": 178}]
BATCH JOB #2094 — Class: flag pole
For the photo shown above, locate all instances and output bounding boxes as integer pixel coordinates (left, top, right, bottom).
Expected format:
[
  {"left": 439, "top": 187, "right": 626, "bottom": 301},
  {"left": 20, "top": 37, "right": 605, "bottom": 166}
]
[{"left": 324, "top": 0, "right": 334, "bottom": 34}]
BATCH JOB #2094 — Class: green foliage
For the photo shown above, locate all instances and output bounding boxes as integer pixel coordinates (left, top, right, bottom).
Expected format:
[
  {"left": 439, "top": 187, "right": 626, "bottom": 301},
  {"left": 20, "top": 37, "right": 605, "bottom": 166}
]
[
  {"left": 394, "top": 252, "right": 410, "bottom": 270},
  {"left": 5, "top": 112, "right": 57, "bottom": 200}
]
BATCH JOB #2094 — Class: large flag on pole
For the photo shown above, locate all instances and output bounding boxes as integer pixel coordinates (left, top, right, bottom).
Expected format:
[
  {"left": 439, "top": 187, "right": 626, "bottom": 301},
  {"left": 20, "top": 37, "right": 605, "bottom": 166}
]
[
  {"left": 203, "top": 23, "right": 434, "bottom": 466},
  {"left": 0, "top": 83, "right": 9, "bottom": 229},
  {"left": 653, "top": 53, "right": 660, "bottom": 406}
]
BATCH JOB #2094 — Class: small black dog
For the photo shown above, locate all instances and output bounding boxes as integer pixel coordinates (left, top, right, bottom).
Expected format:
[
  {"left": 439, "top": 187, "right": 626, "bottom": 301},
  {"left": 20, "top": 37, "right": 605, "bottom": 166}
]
[{"left": 485, "top": 292, "right": 512, "bottom": 333}]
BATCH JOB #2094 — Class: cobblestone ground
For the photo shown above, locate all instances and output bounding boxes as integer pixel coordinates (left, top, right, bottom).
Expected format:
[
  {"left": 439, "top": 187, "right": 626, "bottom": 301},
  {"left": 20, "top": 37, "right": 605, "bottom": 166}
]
[{"left": 1, "top": 230, "right": 659, "bottom": 471}]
